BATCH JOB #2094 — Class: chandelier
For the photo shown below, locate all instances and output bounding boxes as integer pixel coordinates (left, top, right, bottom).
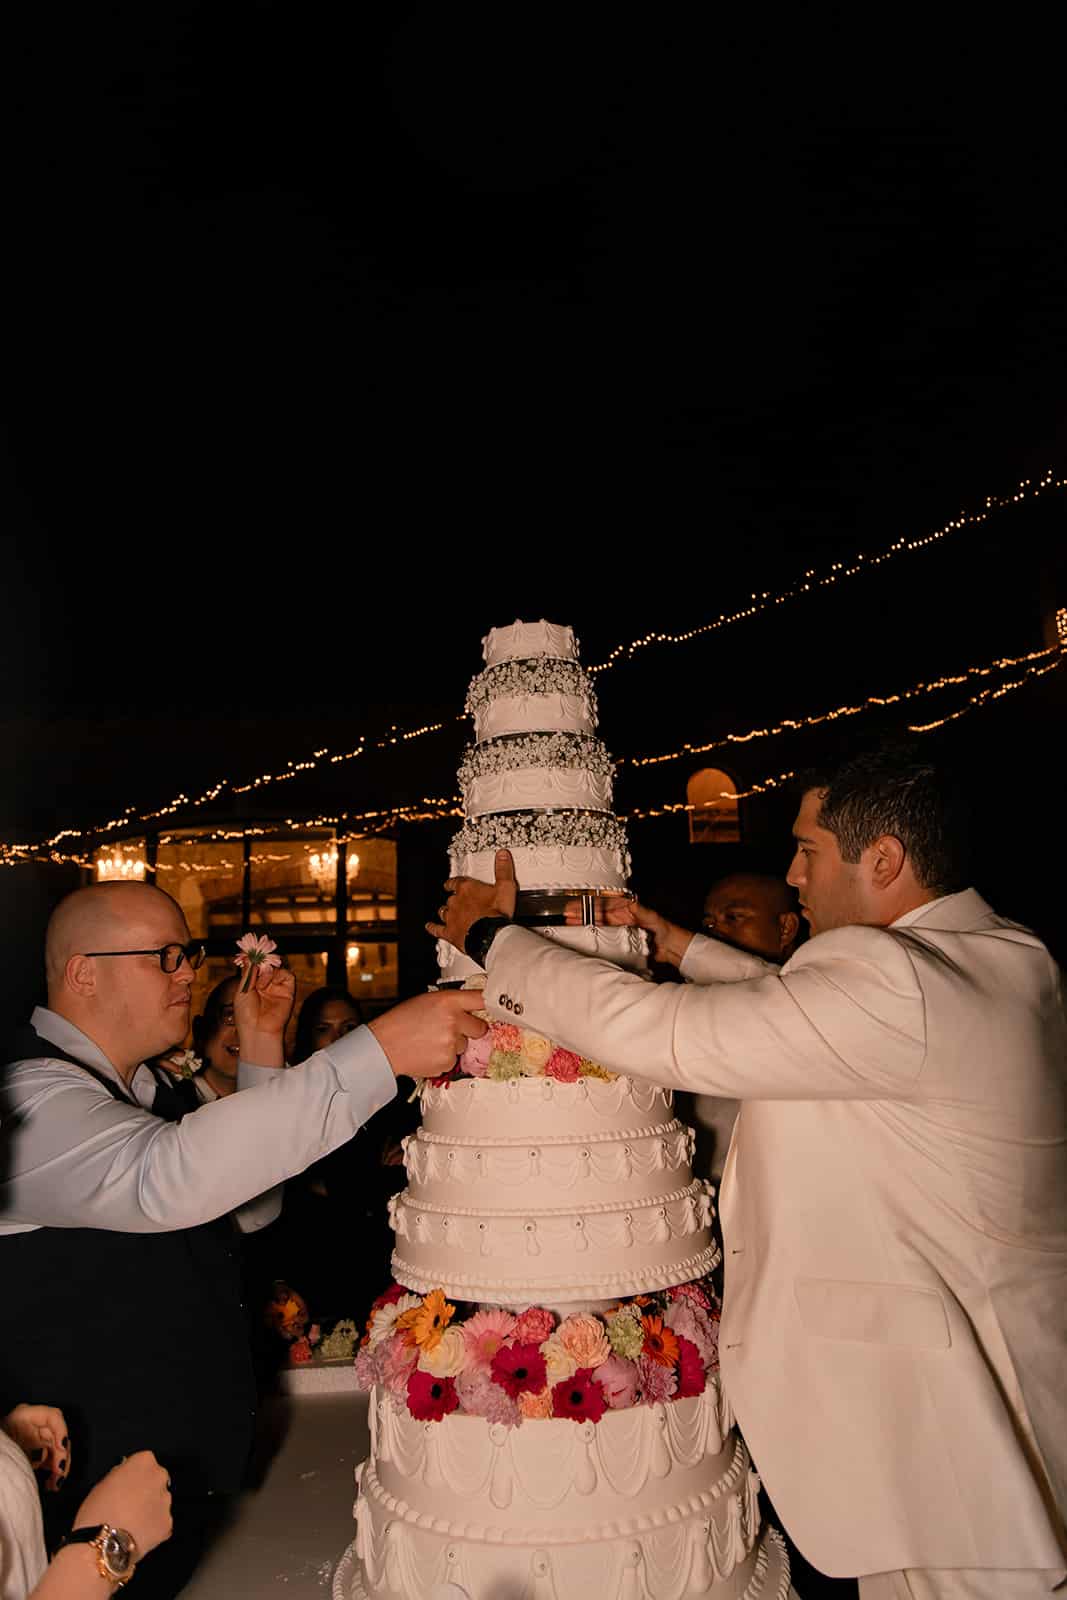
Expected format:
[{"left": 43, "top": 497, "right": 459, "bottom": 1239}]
[
  {"left": 96, "top": 849, "right": 147, "bottom": 881},
  {"left": 306, "top": 845, "right": 360, "bottom": 893}
]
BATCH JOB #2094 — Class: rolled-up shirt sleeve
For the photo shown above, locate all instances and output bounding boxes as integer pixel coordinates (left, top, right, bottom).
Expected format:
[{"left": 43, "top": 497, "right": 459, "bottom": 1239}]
[{"left": 0, "top": 1026, "right": 396, "bottom": 1233}]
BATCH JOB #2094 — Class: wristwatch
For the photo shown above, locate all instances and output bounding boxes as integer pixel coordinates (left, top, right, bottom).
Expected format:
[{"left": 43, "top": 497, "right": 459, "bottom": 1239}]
[
  {"left": 464, "top": 915, "right": 512, "bottom": 968},
  {"left": 61, "top": 1524, "right": 138, "bottom": 1586}
]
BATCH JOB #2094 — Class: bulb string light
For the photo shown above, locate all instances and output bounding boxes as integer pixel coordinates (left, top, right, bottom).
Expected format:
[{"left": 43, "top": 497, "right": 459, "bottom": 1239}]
[
  {"left": 622, "top": 640, "right": 1063, "bottom": 770},
  {"left": 6, "top": 472, "right": 1059, "bottom": 857},
  {"left": 2, "top": 624, "right": 1061, "bottom": 869},
  {"left": 587, "top": 469, "right": 1064, "bottom": 674}
]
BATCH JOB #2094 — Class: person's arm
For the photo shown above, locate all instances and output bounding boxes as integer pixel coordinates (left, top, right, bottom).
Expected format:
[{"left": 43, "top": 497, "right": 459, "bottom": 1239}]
[
  {"left": 483, "top": 921, "right": 927, "bottom": 1099},
  {"left": 677, "top": 932, "right": 778, "bottom": 984},
  {"left": 0, "top": 1030, "right": 393, "bottom": 1233},
  {"left": 33, "top": 1452, "right": 171, "bottom": 1599},
  {"left": 0, "top": 987, "right": 486, "bottom": 1235}
]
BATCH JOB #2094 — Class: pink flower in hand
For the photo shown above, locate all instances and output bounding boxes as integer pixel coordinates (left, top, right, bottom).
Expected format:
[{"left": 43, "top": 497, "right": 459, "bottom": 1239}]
[{"left": 234, "top": 932, "right": 282, "bottom": 993}]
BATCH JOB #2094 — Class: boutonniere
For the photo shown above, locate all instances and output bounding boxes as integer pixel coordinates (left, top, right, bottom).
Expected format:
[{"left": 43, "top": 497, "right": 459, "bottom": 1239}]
[
  {"left": 163, "top": 1049, "right": 201, "bottom": 1080},
  {"left": 234, "top": 931, "right": 282, "bottom": 994}
]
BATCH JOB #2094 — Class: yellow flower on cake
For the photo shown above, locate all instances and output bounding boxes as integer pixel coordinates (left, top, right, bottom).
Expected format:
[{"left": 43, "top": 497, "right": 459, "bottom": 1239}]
[
  {"left": 396, "top": 1288, "right": 455, "bottom": 1353},
  {"left": 519, "top": 1032, "right": 553, "bottom": 1073},
  {"left": 416, "top": 1323, "right": 467, "bottom": 1378},
  {"left": 540, "top": 1334, "right": 578, "bottom": 1385}
]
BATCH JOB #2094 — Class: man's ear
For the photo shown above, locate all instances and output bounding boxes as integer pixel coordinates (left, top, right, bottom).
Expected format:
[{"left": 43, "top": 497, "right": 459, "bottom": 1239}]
[
  {"left": 869, "top": 833, "right": 906, "bottom": 889},
  {"left": 778, "top": 911, "right": 800, "bottom": 951},
  {"left": 65, "top": 954, "right": 97, "bottom": 999}
]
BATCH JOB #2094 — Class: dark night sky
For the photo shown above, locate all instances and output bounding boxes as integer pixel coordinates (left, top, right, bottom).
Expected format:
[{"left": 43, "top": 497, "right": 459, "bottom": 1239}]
[{"left": 3, "top": 6, "right": 1066, "bottom": 840}]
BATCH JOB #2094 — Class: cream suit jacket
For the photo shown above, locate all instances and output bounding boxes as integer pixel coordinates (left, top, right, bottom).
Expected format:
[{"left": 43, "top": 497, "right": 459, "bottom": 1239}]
[{"left": 484, "top": 890, "right": 1067, "bottom": 1578}]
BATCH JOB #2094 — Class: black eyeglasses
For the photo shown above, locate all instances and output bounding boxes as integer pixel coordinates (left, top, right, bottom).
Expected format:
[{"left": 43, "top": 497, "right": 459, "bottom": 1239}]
[{"left": 84, "top": 941, "right": 207, "bottom": 974}]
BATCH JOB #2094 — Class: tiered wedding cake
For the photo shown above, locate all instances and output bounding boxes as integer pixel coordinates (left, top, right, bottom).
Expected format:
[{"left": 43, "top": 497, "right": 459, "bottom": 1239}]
[{"left": 335, "top": 622, "right": 789, "bottom": 1600}]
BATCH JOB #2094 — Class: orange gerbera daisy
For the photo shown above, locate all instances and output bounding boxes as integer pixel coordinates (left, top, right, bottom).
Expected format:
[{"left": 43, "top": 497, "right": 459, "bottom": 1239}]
[
  {"left": 641, "top": 1313, "right": 680, "bottom": 1368},
  {"left": 396, "top": 1288, "right": 455, "bottom": 1353}
]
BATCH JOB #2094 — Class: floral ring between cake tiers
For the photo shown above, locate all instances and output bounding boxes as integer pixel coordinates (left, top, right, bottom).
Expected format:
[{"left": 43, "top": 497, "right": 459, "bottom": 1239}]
[{"left": 355, "top": 1276, "right": 721, "bottom": 1430}]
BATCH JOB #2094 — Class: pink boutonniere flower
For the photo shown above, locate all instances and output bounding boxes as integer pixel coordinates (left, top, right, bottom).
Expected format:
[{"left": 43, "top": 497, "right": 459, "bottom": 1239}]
[{"left": 234, "top": 931, "right": 282, "bottom": 993}]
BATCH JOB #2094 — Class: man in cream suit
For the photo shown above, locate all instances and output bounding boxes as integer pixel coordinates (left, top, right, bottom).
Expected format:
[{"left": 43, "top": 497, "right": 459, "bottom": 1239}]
[{"left": 430, "top": 746, "right": 1067, "bottom": 1599}]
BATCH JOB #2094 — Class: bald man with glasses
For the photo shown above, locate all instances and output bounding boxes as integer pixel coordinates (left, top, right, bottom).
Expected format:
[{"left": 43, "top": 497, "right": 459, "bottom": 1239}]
[{"left": 0, "top": 881, "right": 485, "bottom": 1598}]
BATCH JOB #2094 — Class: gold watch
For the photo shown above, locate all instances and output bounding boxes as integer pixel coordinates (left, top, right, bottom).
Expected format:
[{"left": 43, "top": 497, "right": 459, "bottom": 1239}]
[{"left": 63, "top": 1524, "right": 138, "bottom": 1586}]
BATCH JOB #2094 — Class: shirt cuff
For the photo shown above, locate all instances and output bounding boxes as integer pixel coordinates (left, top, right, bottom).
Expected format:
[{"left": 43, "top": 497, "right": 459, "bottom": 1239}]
[{"left": 321, "top": 1024, "right": 398, "bottom": 1118}]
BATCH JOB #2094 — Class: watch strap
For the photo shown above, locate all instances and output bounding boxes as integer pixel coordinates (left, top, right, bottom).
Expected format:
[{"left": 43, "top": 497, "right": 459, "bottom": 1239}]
[
  {"left": 61, "top": 1525, "right": 106, "bottom": 1547},
  {"left": 464, "top": 916, "right": 512, "bottom": 968},
  {"left": 61, "top": 1524, "right": 136, "bottom": 1586}
]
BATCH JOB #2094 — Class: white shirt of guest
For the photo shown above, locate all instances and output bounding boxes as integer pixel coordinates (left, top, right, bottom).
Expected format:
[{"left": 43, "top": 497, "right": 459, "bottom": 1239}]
[
  {"left": 0, "top": 1007, "right": 396, "bottom": 1237},
  {"left": 0, "top": 1430, "right": 46, "bottom": 1600}
]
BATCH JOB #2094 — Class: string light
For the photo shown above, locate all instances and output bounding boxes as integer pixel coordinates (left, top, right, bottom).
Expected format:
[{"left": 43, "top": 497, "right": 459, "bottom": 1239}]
[
  {"left": 588, "top": 469, "right": 1065, "bottom": 674},
  {"left": 622, "top": 641, "right": 1063, "bottom": 770},
  {"left": 6, "top": 629, "right": 1061, "bottom": 869},
  {"left": 5, "top": 473, "right": 1059, "bottom": 857}
]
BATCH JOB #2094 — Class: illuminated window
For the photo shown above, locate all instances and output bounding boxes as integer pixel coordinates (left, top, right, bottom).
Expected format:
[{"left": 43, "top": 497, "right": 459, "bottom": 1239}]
[{"left": 687, "top": 768, "right": 740, "bottom": 844}]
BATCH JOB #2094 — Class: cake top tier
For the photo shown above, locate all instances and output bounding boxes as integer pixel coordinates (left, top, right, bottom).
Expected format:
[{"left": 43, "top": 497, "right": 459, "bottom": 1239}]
[{"left": 482, "top": 619, "right": 579, "bottom": 668}]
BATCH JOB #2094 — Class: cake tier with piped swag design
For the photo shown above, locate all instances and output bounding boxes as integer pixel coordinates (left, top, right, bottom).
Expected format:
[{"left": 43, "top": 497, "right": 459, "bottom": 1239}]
[{"left": 335, "top": 622, "right": 788, "bottom": 1600}]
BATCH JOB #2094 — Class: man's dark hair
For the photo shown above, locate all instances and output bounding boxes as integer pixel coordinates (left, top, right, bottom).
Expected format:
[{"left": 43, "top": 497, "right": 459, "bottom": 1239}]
[{"left": 799, "top": 742, "right": 971, "bottom": 895}]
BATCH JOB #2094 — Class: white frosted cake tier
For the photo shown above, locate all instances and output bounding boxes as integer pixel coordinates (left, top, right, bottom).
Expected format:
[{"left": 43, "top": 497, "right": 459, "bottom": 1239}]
[
  {"left": 435, "top": 924, "right": 649, "bottom": 984},
  {"left": 451, "top": 843, "right": 630, "bottom": 891},
  {"left": 472, "top": 690, "right": 596, "bottom": 742},
  {"left": 390, "top": 1073, "right": 716, "bottom": 1302},
  {"left": 403, "top": 1118, "right": 695, "bottom": 1202},
  {"left": 464, "top": 764, "right": 613, "bottom": 817},
  {"left": 482, "top": 619, "right": 578, "bottom": 666},
  {"left": 417, "top": 1072, "right": 674, "bottom": 1139},
  {"left": 338, "top": 1378, "right": 791, "bottom": 1600},
  {"left": 390, "top": 1183, "right": 715, "bottom": 1304}
]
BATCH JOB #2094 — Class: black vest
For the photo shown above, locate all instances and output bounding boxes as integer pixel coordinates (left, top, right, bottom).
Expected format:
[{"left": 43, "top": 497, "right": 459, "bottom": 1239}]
[{"left": 0, "top": 1026, "right": 258, "bottom": 1518}]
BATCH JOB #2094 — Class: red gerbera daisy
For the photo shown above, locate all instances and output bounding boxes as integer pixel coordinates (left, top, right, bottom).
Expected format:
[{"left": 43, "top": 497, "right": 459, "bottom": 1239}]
[
  {"left": 407, "top": 1369, "right": 459, "bottom": 1422},
  {"left": 674, "top": 1334, "right": 706, "bottom": 1398},
  {"left": 551, "top": 1367, "right": 607, "bottom": 1424},
  {"left": 490, "top": 1341, "right": 548, "bottom": 1400}
]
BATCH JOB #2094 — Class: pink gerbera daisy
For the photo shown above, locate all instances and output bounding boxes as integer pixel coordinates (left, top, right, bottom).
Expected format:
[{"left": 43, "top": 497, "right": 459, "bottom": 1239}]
[{"left": 461, "top": 1308, "right": 517, "bottom": 1371}]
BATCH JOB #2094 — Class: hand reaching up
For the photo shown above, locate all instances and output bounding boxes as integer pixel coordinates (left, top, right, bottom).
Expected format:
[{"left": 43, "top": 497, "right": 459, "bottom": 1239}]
[
  {"left": 426, "top": 849, "right": 519, "bottom": 953},
  {"left": 602, "top": 898, "right": 695, "bottom": 968}
]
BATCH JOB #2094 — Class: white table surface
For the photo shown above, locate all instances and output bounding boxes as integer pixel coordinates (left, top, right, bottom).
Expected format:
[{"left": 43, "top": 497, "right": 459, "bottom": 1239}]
[{"left": 180, "top": 1374, "right": 369, "bottom": 1599}]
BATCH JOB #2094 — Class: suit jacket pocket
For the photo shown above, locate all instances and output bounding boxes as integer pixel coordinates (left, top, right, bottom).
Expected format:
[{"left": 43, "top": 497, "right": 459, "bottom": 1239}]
[{"left": 794, "top": 1277, "right": 951, "bottom": 1349}]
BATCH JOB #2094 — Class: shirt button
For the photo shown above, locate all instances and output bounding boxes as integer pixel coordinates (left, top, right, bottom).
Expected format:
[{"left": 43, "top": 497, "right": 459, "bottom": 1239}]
[
  {"left": 514, "top": 1003, "right": 524, "bottom": 1016},
  {"left": 498, "top": 994, "right": 507, "bottom": 1006}
]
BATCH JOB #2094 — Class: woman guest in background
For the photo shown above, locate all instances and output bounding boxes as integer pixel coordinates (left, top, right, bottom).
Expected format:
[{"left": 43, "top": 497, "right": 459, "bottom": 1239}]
[
  {"left": 148, "top": 977, "right": 240, "bottom": 1115},
  {"left": 0, "top": 1404, "right": 171, "bottom": 1599},
  {"left": 189, "top": 978, "right": 240, "bottom": 1103}
]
